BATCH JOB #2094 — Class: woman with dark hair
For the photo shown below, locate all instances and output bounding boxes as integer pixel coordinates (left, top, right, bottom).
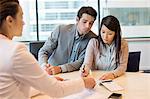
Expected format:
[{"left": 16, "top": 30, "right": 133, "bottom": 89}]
[
  {"left": 81, "top": 15, "right": 128, "bottom": 80},
  {"left": 0, "top": 0, "right": 95, "bottom": 98}
]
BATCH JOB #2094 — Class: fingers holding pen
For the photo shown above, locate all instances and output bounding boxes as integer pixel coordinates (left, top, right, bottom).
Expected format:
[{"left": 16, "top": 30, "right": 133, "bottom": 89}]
[
  {"left": 81, "top": 70, "right": 89, "bottom": 77},
  {"left": 80, "top": 65, "right": 90, "bottom": 77}
]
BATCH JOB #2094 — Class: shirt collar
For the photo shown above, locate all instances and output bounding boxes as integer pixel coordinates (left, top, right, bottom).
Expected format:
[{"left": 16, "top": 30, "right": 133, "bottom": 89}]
[
  {"left": 75, "top": 30, "right": 85, "bottom": 40},
  {"left": 106, "top": 41, "right": 115, "bottom": 47},
  {"left": 0, "top": 34, "right": 9, "bottom": 40}
]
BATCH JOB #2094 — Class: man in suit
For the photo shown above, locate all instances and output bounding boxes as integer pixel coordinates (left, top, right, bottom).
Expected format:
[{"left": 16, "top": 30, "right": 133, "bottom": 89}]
[{"left": 38, "top": 6, "right": 97, "bottom": 75}]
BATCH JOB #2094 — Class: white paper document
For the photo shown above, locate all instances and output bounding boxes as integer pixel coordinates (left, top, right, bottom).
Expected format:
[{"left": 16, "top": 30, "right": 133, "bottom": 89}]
[
  {"left": 99, "top": 80, "right": 124, "bottom": 92},
  {"left": 61, "top": 88, "right": 107, "bottom": 99}
]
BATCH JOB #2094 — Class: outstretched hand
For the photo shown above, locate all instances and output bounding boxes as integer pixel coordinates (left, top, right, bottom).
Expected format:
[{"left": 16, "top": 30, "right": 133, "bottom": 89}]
[{"left": 55, "top": 76, "right": 64, "bottom": 81}]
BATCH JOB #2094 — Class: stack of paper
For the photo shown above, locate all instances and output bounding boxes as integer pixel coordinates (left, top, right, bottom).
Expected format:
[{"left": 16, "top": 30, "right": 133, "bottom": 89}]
[{"left": 98, "top": 80, "right": 124, "bottom": 92}]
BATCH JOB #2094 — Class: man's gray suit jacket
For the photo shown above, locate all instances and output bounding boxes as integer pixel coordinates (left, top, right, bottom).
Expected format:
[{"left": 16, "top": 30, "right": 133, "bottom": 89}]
[{"left": 38, "top": 24, "right": 97, "bottom": 72}]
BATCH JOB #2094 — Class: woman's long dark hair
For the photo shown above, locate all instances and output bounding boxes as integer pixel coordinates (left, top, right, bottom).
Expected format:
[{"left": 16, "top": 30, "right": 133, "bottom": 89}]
[{"left": 98, "top": 15, "right": 121, "bottom": 66}]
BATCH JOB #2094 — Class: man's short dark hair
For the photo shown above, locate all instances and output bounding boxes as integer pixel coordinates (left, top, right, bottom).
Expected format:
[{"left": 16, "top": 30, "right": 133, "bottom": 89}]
[{"left": 77, "top": 6, "right": 97, "bottom": 21}]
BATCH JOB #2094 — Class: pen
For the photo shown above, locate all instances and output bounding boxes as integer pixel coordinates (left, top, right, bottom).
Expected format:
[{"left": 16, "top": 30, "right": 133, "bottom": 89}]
[
  {"left": 101, "top": 79, "right": 112, "bottom": 83},
  {"left": 89, "top": 69, "right": 92, "bottom": 75},
  {"left": 81, "top": 65, "right": 92, "bottom": 76},
  {"left": 63, "top": 79, "right": 69, "bottom": 81},
  {"left": 82, "top": 65, "right": 85, "bottom": 73},
  {"left": 98, "top": 79, "right": 113, "bottom": 85}
]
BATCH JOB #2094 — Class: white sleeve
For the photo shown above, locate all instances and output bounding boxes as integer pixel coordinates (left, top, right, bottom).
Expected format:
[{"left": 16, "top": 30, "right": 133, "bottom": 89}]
[
  {"left": 82, "top": 38, "right": 96, "bottom": 68},
  {"left": 12, "top": 43, "right": 84, "bottom": 98}
]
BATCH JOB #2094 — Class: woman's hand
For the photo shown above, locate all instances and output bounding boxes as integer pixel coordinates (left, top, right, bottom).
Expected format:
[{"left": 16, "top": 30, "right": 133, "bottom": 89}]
[
  {"left": 80, "top": 66, "right": 90, "bottom": 77},
  {"left": 55, "top": 76, "right": 64, "bottom": 81},
  {"left": 99, "top": 72, "right": 115, "bottom": 80},
  {"left": 83, "top": 77, "right": 96, "bottom": 89}
]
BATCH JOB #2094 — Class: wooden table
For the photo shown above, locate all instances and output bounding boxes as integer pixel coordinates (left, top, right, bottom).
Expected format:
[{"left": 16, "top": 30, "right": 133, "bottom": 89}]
[{"left": 31, "top": 71, "right": 150, "bottom": 99}]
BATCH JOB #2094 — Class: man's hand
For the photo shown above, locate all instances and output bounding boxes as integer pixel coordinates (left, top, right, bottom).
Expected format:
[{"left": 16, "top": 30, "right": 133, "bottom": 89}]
[
  {"left": 45, "top": 65, "right": 62, "bottom": 75},
  {"left": 44, "top": 64, "right": 51, "bottom": 74}
]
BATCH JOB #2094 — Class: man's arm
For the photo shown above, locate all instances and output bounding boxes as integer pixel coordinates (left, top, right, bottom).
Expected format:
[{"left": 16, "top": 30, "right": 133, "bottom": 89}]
[
  {"left": 60, "top": 49, "right": 85, "bottom": 73},
  {"left": 38, "top": 26, "right": 60, "bottom": 66}
]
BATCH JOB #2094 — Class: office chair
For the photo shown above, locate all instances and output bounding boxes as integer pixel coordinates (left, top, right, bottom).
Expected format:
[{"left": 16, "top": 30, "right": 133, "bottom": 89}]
[
  {"left": 29, "top": 41, "right": 45, "bottom": 60},
  {"left": 126, "top": 51, "right": 141, "bottom": 72}
]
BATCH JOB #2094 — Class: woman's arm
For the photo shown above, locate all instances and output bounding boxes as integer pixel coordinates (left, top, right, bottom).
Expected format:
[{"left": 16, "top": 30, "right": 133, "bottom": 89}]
[
  {"left": 113, "top": 39, "right": 129, "bottom": 77},
  {"left": 81, "top": 38, "right": 99, "bottom": 76},
  {"left": 12, "top": 43, "right": 85, "bottom": 98}
]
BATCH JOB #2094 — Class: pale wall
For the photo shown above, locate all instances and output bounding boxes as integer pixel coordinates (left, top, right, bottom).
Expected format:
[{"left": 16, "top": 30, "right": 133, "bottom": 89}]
[{"left": 127, "top": 39, "right": 150, "bottom": 70}]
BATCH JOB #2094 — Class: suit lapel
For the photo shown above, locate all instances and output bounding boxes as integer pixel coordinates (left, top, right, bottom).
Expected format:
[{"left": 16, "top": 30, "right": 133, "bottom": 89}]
[{"left": 67, "top": 25, "right": 76, "bottom": 57}]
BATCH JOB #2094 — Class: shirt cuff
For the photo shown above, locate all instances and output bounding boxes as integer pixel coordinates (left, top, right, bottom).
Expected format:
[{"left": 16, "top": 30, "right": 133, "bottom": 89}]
[
  {"left": 60, "top": 65, "right": 67, "bottom": 73},
  {"left": 41, "top": 63, "right": 47, "bottom": 70}
]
